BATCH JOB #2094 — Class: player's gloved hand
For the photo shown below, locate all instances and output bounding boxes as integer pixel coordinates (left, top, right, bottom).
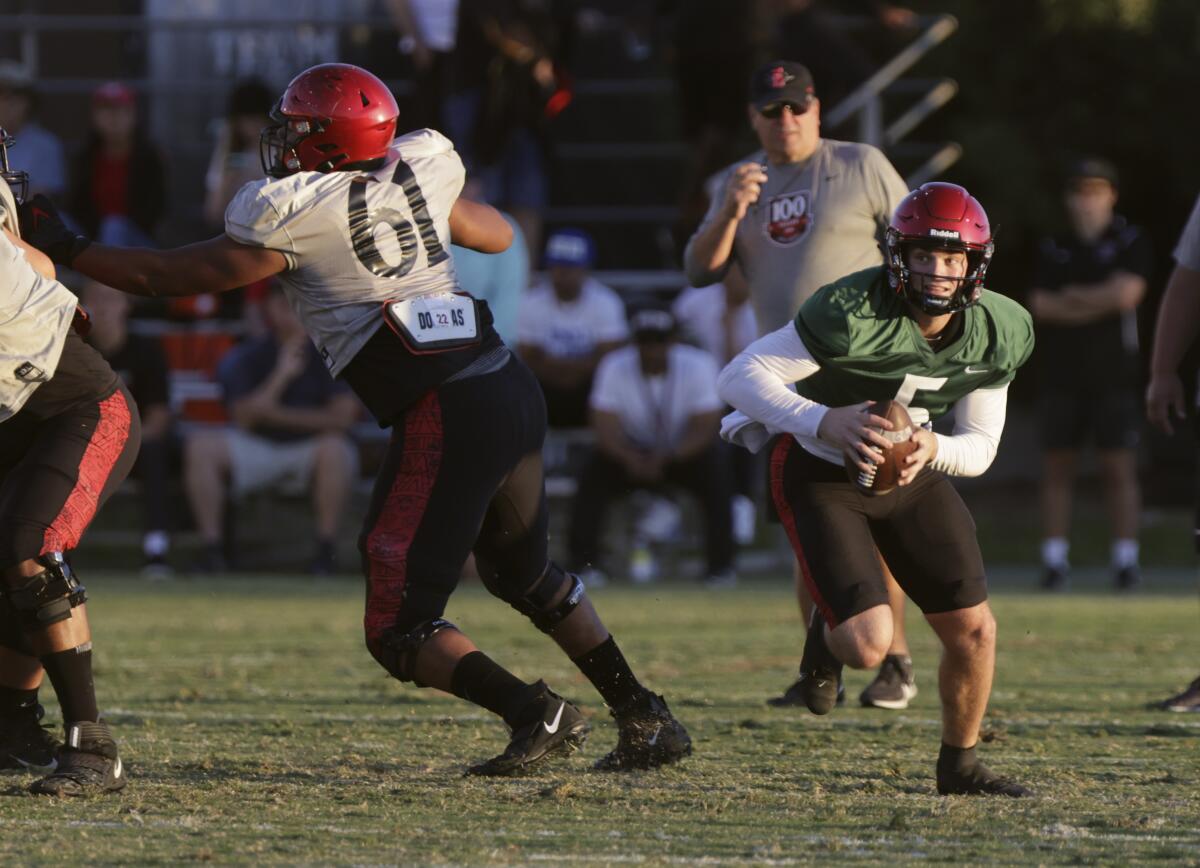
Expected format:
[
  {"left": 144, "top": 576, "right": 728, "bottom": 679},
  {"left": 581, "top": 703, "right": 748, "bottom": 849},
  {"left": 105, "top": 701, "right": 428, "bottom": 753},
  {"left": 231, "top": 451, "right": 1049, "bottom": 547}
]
[{"left": 18, "top": 194, "right": 91, "bottom": 266}]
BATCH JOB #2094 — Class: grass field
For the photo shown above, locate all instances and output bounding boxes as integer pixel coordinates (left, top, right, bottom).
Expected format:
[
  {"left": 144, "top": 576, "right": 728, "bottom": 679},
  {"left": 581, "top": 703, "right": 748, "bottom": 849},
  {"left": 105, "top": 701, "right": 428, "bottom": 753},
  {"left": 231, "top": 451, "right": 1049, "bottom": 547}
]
[{"left": 1, "top": 568, "right": 1197, "bottom": 865}]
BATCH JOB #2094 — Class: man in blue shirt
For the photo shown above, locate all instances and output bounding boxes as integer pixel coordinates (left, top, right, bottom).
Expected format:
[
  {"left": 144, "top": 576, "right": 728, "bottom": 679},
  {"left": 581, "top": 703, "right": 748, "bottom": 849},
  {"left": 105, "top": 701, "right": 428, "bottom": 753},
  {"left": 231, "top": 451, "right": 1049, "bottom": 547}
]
[{"left": 184, "top": 285, "right": 361, "bottom": 573}]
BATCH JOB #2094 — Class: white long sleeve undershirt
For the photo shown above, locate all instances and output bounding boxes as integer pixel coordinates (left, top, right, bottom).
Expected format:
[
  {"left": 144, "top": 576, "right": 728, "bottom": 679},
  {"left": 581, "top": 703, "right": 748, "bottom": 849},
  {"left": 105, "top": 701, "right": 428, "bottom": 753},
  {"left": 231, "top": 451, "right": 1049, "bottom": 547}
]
[{"left": 716, "top": 323, "right": 1009, "bottom": 477}]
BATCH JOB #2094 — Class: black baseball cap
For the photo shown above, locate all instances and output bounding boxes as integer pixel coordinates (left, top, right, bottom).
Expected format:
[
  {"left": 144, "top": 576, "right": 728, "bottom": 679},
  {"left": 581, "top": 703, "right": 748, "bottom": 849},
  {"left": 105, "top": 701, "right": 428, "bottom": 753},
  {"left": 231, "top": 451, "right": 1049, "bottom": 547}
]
[
  {"left": 630, "top": 308, "right": 676, "bottom": 341},
  {"left": 1065, "top": 156, "right": 1119, "bottom": 189},
  {"left": 749, "top": 60, "right": 816, "bottom": 111}
]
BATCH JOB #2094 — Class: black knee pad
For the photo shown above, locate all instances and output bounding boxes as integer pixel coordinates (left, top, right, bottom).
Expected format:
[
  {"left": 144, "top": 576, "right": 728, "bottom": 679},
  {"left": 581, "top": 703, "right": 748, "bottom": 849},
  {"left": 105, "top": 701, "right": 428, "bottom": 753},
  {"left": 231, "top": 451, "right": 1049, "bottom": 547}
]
[
  {"left": 501, "top": 563, "right": 586, "bottom": 634},
  {"left": 2, "top": 553, "right": 87, "bottom": 631},
  {"left": 369, "top": 618, "right": 457, "bottom": 685}
]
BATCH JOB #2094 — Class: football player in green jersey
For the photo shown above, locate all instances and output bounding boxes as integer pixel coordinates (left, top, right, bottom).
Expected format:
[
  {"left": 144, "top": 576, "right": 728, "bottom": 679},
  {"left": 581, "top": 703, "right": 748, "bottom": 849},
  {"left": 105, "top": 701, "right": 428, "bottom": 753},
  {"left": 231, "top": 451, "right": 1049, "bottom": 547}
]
[{"left": 718, "top": 183, "right": 1035, "bottom": 796}]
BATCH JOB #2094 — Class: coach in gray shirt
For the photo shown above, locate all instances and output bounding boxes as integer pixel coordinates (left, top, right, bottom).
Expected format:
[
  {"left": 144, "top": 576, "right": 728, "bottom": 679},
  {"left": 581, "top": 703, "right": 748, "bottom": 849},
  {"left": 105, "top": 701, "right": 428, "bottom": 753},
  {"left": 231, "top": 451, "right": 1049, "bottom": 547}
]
[
  {"left": 684, "top": 60, "right": 909, "bottom": 334},
  {"left": 684, "top": 59, "right": 916, "bottom": 712}
]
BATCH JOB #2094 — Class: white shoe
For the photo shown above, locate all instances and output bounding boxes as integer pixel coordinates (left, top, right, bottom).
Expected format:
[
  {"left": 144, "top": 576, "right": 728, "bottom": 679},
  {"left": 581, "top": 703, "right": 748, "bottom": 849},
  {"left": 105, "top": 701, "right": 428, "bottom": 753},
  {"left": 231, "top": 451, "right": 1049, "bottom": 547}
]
[
  {"left": 732, "top": 495, "right": 756, "bottom": 545},
  {"left": 629, "top": 547, "right": 659, "bottom": 584},
  {"left": 639, "top": 497, "right": 683, "bottom": 543}
]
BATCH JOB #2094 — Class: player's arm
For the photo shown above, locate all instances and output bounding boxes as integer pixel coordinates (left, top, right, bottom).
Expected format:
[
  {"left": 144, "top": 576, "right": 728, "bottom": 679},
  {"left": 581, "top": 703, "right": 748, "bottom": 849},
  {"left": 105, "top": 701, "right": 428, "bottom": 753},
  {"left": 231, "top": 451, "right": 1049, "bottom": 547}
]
[
  {"left": 20, "top": 192, "right": 287, "bottom": 297},
  {"left": 3, "top": 228, "right": 55, "bottom": 279},
  {"left": 925, "top": 385, "right": 1009, "bottom": 478},
  {"left": 717, "top": 324, "right": 893, "bottom": 471},
  {"left": 1146, "top": 262, "right": 1200, "bottom": 435},
  {"left": 72, "top": 237, "right": 287, "bottom": 299},
  {"left": 449, "top": 198, "right": 513, "bottom": 253},
  {"left": 683, "top": 162, "right": 766, "bottom": 287}
]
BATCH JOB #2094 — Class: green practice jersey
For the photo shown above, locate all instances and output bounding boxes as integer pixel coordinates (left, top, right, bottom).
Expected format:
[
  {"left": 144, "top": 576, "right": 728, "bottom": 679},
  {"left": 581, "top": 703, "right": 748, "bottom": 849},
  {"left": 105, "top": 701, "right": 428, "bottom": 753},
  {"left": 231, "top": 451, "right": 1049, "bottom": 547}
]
[{"left": 793, "top": 267, "right": 1034, "bottom": 425}]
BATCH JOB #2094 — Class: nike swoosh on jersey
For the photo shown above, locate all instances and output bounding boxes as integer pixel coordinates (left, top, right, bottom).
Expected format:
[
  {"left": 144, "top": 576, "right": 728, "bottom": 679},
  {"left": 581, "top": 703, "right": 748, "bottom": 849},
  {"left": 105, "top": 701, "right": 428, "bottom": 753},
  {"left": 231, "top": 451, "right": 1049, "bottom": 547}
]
[
  {"left": 647, "top": 726, "right": 663, "bottom": 747},
  {"left": 965, "top": 366, "right": 989, "bottom": 374},
  {"left": 543, "top": 702, "right": 566, "bottom": 735}
]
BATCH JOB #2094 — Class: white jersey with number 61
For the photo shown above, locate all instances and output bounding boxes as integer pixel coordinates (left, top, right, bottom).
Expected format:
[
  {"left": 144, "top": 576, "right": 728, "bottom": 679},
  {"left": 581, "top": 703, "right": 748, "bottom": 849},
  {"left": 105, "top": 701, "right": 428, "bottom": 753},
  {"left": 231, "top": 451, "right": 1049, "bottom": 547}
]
[{"left": 225, "top": 128, "right": 465, "bottom": 376}]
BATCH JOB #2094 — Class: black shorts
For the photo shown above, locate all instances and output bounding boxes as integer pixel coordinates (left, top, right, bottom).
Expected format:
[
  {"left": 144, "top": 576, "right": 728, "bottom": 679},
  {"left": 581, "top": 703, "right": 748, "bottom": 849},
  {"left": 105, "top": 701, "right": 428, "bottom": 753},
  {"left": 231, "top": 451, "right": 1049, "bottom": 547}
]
[
  {"left": 1039, "top": 385, "right": 1140, "bottom": 451},
  {"left": 359, "top": 355, "right": 549, "bottom": 642},
  {"left": 769, "top": 437, "right": 987, "bottom": 628},
  {"left": 0, "top": 383, "right": 140, "bottom": 566}
]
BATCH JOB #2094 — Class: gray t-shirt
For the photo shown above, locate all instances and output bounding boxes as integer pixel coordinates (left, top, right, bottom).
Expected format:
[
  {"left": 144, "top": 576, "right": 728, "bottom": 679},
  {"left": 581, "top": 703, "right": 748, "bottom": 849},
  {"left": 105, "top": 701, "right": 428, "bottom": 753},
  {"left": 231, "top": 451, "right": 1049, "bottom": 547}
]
[
  {"left": 1173, "top": 193, "right": 1200, "bottom": 271},
  {"left": 688, "top": 138, "right": 908, "bottom": 333}
]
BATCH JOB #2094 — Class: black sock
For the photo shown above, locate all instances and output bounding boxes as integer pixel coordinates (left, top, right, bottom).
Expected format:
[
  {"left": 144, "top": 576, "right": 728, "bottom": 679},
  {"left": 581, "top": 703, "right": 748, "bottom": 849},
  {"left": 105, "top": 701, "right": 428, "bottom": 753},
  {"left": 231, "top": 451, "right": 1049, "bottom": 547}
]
[
  {"left": 450, "top": 651, "right": 539, "bottom": 727},
  {"left": 41, "top": 647, "right": 99, "bottom": 724},
  {"left": 937, "top": 742, "right": 979, "bottom": 776},
  {"left": 571, "top": 635, "right": 645, "bottom": 711},
  {"left": 0, "top": 685, "right": 39, "bottom": 717}
]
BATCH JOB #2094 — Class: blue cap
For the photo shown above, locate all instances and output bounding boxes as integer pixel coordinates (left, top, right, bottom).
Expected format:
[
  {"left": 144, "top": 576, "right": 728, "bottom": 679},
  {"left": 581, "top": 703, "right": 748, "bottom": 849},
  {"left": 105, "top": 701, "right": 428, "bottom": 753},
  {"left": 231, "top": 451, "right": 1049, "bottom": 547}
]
[{"left": 544, "top": 228, "right": 595, "bottom": 268}]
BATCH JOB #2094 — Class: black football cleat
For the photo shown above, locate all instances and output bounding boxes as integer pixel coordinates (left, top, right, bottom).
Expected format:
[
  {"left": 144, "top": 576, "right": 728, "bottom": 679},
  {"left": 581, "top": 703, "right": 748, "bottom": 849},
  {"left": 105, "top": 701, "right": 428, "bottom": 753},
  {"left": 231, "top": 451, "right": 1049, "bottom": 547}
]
[
  {"left": 937, "top": 761, "right": 1034, "bottom": 798},
  {"left": 0, "top": 703, "right": 60, "bottom": 774},
  {"left": 466, "top": 682, "right": 589, "bottom": 777},
  {"left": 768, "top": 674, "right": 845, "bottom": 708},
  {"left": 29, "top": 720, "right": 126, "bottom": 796},
  {"left": 593, "top": 690, "right": 692, "bottom": 771},
  {"left": 794, "top": 608, "right": 843, "bottom": 715}
]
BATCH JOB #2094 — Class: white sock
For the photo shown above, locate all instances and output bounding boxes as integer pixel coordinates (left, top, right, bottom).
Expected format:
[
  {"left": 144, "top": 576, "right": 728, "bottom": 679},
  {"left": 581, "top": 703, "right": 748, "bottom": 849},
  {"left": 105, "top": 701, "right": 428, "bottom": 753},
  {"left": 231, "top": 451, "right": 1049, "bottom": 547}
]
[
  {"left": 1041, "top": 537, "right": 1069, "bottom": 568},
  {"left": 1111, "top": 539, "right": 1139, "bottom": 569}
]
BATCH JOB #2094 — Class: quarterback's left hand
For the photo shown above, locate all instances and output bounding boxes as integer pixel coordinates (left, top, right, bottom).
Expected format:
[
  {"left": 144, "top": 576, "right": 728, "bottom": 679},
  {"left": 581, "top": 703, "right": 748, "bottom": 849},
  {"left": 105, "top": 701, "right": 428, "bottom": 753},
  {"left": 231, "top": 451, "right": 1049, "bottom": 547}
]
[
  {"left": 18, "top": 194, "right": 91, "bottom": 266},
  {"left": 897, "top": 428, "right": 937, "bottom": 485}
]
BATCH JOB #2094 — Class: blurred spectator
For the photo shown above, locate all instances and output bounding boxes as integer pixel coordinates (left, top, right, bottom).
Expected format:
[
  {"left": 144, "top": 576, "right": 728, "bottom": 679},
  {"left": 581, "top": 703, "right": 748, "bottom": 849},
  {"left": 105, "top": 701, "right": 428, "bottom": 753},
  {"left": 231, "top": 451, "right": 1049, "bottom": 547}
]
[
  {"left": 1145, "top": 190, "right": 1200, "bottom": 713},
  {"left": 80, "top": 279, "right": 175, "bottom": 577},
  {"left": 771, "top": 0, "right": 916, "bottom": 114},
  {"left": 444, "top": 0, "right": 578, "bottom": 262},
  {"left": 386, "top": 0, "right": 460, "bottom": 130},
  {"left": 0, "top": 61, "right": 66, "bottom": 198},
  {"left": 568, "top": 307, "right": 735, "bottom": 587},
  {"left": 1028, "top": 158, "right": 1152, "bottom": 592},
  {"left": 517, "top": 228, "right": 627, "bottom": 427},
  {"left": 452, "top": 180, "right": 529, "bottom": 345},
  {"left": 203, "top": 78, "right": 273, "bottom": 228},
  {"left": 68, "top": 82, "right": 167, "bottom": 247},
  {"left": 672, "top": 261, "right": 759, "bottom": 544},
  {"left": 184, "top": 286, "right": 361, "bottom": 575}
]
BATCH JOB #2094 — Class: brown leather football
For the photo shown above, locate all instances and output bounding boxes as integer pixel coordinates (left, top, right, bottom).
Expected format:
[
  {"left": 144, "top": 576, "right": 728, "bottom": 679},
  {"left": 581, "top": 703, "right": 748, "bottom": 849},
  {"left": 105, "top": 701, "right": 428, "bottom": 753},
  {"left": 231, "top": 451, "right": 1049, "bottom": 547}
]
[{"left": 845, "top": 400, "right": 918, "bottom": 495}]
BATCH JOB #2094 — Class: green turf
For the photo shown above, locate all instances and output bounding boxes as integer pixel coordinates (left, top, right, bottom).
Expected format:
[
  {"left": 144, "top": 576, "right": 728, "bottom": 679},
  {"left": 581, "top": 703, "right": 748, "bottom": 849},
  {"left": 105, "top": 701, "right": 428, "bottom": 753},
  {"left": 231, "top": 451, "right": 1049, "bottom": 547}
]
[{"left": 1, "top": 569, "right": 1197, "bottom": 865}]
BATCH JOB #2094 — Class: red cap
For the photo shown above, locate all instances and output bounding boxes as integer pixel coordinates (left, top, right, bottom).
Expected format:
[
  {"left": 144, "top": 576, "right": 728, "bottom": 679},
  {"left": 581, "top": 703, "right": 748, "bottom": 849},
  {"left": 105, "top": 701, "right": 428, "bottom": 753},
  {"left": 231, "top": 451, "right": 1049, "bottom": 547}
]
[{"left": 92, "top": 81, "right": 135, "bottom": 107}]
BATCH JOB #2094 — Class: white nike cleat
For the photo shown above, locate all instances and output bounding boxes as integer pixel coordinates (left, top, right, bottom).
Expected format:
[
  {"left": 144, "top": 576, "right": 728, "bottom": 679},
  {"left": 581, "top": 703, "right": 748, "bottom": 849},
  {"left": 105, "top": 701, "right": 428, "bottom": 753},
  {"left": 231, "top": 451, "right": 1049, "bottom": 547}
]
[{"left": 466, "top": 682, "right": 589, "bottom": 777}]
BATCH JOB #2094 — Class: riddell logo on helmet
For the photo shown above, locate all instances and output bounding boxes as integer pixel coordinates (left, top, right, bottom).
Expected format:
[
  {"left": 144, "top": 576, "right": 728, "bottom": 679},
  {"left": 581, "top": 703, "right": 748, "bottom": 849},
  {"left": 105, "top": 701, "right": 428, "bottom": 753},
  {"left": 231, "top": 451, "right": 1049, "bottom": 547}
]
[
  {"left": 765, "top": 191, "right": 812, "bottom": 244},
  {"left": 928, "top": 228, "right": 960, "bottom": 239}
]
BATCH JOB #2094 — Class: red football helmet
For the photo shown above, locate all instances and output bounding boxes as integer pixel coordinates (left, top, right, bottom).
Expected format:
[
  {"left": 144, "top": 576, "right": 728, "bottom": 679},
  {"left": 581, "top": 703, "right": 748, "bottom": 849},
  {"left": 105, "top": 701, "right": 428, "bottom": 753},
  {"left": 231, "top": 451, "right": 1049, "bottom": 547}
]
[
  {"left": 260, "top": 64, "right": 399, "bottom": 178},
  {"left": 885, "top": 182, "right": 994, "bottom": 315}
]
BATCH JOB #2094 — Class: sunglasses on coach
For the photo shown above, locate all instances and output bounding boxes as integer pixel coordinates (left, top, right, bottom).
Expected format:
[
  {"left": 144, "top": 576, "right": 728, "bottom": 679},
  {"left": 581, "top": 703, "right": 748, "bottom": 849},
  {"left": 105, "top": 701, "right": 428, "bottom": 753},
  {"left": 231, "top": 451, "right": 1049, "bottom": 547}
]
[{"left": 759, "top": 97, "right": 813, "bottom": 119}]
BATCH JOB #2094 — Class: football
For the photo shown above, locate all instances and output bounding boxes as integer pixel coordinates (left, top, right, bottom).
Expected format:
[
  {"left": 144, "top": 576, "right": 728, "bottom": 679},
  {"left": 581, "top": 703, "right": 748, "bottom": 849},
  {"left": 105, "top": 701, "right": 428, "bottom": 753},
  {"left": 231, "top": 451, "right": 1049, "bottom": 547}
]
[{"left": 845, "top": 400, "right": 918, "bottom": 495}]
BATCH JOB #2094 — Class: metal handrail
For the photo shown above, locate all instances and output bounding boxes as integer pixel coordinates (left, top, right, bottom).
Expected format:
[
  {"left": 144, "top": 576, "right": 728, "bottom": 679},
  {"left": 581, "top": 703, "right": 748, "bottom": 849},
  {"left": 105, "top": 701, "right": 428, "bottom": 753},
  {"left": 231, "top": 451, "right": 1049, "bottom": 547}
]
[
  {"left": 824, "top": 14, "right": 959, "bottom": 130},
  {"left": 822, "top": 13, "right": 961, "bottom": 185}
]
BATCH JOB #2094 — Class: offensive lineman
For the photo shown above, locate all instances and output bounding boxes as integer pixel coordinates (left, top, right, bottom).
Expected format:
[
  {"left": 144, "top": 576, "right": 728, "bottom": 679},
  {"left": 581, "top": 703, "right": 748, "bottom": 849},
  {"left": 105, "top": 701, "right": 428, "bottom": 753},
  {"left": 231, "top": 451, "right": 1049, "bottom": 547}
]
[
  {"left": 19, "top": 64, "right": 691, "bottom": 775},
  {"left": 0, "top": 130, "right": 141, "bottom": 795},
  {"left": 718, "top": 183, "right": 1034, "bottom": 795}
]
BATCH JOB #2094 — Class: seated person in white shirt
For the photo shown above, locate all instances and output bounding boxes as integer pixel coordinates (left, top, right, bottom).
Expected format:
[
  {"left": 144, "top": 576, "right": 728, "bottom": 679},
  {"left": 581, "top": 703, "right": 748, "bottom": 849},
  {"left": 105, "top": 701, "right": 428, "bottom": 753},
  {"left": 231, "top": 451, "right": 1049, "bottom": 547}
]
[
  {"left": 672, "top": 261, "right": 760, "bottom": 544},
  {"left": 568, "top": 308, "right": 736, "bottom": 585},
  {"left": 516, "top": 229, "right": 629, "bottom": 427}
]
